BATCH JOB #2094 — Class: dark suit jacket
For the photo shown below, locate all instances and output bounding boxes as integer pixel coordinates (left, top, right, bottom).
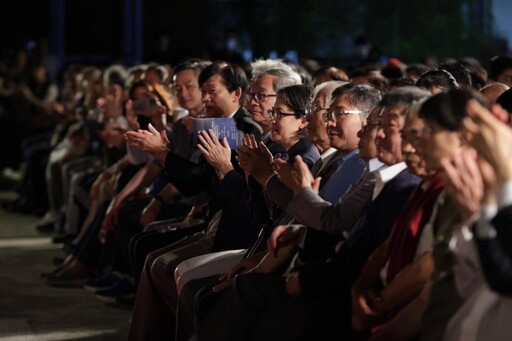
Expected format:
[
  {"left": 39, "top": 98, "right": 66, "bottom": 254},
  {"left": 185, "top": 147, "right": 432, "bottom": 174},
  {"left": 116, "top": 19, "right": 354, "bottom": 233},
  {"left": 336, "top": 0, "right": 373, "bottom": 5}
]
[
  {"left": 163, "top": 107, "right": 262, "bottom": 251},
  {"left": 473, "top": 204, "right": 512, "bottom": 295},
  {"left": 296, "top": 169, "right": 420, "bottom": 296}
]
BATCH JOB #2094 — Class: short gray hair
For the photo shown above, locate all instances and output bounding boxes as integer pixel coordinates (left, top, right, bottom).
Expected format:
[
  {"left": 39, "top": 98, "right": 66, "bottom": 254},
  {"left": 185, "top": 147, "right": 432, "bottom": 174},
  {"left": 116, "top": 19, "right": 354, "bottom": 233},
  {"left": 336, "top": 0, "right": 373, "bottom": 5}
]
[
  {"left": 313, "top": 80, "right": 349, "bottom": 107},
  {"left": 260, "top": 68, "right": 302, "bottom": 91},
  {"left": 250, "top": 59, "right": 295, "bottom": 79}
]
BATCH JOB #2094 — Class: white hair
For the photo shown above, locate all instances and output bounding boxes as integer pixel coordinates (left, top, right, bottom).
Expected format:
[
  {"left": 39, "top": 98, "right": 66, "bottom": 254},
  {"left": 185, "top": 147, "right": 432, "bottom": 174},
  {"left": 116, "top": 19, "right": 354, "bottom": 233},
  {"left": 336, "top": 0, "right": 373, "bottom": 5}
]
[
  {"left": 313, "top": 80, "right": 349, "bottom": 107},
  {"left": 250, "top": 59, "right": 295, "bottom": 79}
]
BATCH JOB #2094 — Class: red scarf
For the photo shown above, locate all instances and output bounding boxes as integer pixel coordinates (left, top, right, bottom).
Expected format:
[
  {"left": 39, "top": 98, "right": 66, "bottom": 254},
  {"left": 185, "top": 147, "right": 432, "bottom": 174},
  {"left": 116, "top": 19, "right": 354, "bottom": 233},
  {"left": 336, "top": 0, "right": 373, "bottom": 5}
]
[{"left": 385, "top": 173, "right": 445, "bottom": 283}]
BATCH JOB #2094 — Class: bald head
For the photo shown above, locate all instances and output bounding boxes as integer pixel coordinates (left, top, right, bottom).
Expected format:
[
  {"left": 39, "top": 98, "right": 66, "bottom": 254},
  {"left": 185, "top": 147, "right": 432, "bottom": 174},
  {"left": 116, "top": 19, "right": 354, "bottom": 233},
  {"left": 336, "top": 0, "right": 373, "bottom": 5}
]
[{"left": 480, "top": 82, "right": 510, "bottom": 103}]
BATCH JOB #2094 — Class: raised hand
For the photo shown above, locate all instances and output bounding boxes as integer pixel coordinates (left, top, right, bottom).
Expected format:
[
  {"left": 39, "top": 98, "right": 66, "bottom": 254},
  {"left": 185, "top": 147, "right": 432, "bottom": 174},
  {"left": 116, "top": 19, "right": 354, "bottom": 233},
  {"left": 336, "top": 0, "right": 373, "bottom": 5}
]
[
  {"left": 236, "top": 137, "right": 274, "bottom": 183},
  {"left": 440, "top": 149, "right": 497, "bottom": 221},
  {"left": 273, "top": 155, "right": 321, "bottom": 195},
  {"left": 197, "top": 129, "right": 233, "bottom": 179},
  {"left": 124, "top": 123, "right": 169, "bottom": 163},
  {"left": 464, "top": 100, "right": 512, "bottom": 185}
]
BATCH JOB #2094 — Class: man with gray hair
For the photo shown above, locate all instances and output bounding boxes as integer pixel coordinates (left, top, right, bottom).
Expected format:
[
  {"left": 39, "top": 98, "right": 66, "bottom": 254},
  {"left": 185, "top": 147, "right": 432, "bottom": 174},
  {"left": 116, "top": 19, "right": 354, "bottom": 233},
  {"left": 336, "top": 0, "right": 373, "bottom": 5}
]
[
  {"left": 250, "top": 58, "right": 299, "bottom": 79},
  {"left": 246, "top": 66, "right": 302, "bottom": 145}
]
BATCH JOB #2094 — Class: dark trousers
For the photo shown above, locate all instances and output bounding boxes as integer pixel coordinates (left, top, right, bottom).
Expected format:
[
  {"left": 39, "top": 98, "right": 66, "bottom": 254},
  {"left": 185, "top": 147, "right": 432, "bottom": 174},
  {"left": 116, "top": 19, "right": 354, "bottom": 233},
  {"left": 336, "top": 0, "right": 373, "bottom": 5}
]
[{"left": 195, "top": 272, "right": 350, "bottom": 341}]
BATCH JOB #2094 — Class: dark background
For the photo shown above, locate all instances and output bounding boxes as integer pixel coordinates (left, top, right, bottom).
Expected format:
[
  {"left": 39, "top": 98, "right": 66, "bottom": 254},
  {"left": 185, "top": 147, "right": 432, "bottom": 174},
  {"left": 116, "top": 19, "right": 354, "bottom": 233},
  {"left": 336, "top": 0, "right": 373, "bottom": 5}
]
[{"left": 1, "top": 0, "right": 510, "bottom": 71}]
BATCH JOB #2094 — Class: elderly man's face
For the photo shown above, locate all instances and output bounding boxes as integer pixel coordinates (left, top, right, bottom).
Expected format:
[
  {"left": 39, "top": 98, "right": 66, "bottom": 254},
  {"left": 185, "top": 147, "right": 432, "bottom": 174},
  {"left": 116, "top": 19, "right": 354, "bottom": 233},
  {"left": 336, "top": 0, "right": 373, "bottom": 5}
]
[
  {"left": 376, "top": 106, "right": 406, "bottom": 165},
  {"left": 246, "top": 75, "right": 276, "bottom": 130},
  {"left": 307, "top": 88, "right": 330, "bottom": 148},
  {"left": 357, "top": 106, "right": 380, "bottom": 160},
  {"left": 401, "top": 116, "right": 433, "bottom": 177}
]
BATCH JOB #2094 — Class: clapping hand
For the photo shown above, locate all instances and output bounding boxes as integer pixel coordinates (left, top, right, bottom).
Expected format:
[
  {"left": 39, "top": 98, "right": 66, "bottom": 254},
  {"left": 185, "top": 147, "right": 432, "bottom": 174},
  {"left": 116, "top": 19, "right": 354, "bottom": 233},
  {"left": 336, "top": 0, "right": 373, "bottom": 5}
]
[
  {"left": 124, "top": 123, "right": 169, "bottom": 163},
  {"left": 197, "top": 129, "right": 233, "bottom": 179},
  {"left": 273, "top": 155, "right": 321, "bottom": 195},
  {"left": 236, "top": 134, "right": 274, "bottom": 184}
]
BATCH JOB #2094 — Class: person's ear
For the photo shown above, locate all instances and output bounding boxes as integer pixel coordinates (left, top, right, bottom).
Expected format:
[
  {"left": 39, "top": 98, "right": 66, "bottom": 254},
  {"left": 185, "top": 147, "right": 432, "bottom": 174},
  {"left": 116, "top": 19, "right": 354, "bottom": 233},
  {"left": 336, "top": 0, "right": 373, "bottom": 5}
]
[
  {"left": 299, "top": 116, "right": 308, "bottom": 129},
  {"left": 232, "top": 87, "right": 242, "bottom": 103}
]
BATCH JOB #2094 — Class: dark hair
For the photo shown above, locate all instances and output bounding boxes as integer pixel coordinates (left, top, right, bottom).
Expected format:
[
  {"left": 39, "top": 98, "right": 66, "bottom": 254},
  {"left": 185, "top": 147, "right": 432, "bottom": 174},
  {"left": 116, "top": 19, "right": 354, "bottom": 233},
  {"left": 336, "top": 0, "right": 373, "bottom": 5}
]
[
  {"left": 103, "top": 64, "right": 128, "bottom": 87},
  {"left": 277, "top": 84, "right": 313, "bottom": 140},
  {"left": 173, "top": 59, "right": 211, "bottom": 79},
  {"left": 416, "top": 69, "right": 460, "bottom": 92},
  {"left": 381, "top": 65, "right": 404, "bottom": 80},
  {"left": 489, "top": 55, "right": 512, "bottom": 81},
  {"left": 419, "top": 88, "right": 487, "bottom": 131},
  {"left": 440, "top": 62, "right": 472, "bottom": 89},
  {"left": 405, "top": 63, "right": 430, "bottom": 79},
  {"left": 145, "top": 63, "right": 168, "bottom": 82},
  {"left": 497, "top": 87, "right": 512, "bottom": 113},
  {"left": 128, "top": 80, "right": 149, "bottom": 100},
  {"left": 277, "top": 84, "right": 313, "bottom": 118},
  {"left": 388, "top": 78, "right": 416, "bottom": 89},
  {"left": 198, "top": 61, "right": 249, "bottom": 95},
  {"left": 331, "top": 83, "right": 382, "bottom": 114},
  {"left": 312, "top": 66, "right": 349, "bottom": 82}
]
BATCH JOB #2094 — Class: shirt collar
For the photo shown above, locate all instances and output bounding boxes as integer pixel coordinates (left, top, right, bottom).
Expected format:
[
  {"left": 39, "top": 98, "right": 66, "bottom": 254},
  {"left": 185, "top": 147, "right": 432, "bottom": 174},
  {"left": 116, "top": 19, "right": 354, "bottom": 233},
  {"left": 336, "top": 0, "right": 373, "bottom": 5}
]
[
  {"left": 340, "top": 148, "right": 359, "bottom": 162},
  {"left": 376, "top": 161, "right": 407, "bottom": 184},
  {"left": 320, "top": 147, "right": 337, "bottom": 161},
  {"left": 372, "top": 161, "right": 407, "bottom": 200},
  {"left": 368, "top": 157, "right": 385, "bottom": 172},
  {"left": 227, "top": 109, "right": 238, "bottom": 118},
  {"left": 261, "top": 131, "right": 272, "bottom": 143}
]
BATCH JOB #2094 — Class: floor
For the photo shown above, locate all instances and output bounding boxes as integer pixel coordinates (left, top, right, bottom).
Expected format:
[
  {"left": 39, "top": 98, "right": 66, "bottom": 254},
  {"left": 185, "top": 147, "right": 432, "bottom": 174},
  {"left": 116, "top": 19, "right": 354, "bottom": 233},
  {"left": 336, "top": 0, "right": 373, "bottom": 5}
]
[{"left": 0, "top": 183, "right": 132, "bottom": 340}]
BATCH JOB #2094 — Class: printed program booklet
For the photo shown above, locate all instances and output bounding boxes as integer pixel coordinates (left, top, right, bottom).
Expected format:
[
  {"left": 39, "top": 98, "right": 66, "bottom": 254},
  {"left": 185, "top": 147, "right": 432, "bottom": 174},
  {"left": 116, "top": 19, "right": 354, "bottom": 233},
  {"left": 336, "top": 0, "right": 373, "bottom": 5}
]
[{"left": 191, "top": 117, "right": 244, "bottom": 149}]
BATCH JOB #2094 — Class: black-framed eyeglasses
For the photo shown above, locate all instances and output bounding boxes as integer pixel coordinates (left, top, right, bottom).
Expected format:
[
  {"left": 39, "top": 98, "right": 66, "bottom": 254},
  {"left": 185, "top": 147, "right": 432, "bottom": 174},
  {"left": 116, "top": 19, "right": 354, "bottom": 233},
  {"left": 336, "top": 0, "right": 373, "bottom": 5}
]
[
  {"left": 268, "top": 108, "right": 297, "bottom": 121},
  {"left": 247, "top": 92, "right": 277, "bottom": 103},
  {"left": 322, "top": 109, "right": 363, "bottom": 122}
]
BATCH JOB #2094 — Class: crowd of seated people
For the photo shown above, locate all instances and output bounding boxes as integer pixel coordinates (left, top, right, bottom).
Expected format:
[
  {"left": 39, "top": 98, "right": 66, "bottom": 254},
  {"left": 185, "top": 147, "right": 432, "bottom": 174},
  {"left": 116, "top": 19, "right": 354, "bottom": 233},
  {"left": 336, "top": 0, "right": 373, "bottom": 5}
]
[{"left": 2, "top": 49, "right": 512, "bottom": 341}]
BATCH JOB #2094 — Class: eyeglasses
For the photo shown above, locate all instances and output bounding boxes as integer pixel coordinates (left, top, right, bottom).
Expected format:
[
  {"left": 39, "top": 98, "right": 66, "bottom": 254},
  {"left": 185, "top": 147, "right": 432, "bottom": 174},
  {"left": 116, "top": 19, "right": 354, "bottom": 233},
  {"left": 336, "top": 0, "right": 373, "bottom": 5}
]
[
  {"left": 322, "top": 109, "right": 363, "bottom": 122},
  {"left": 268, "top": 108, "right": 297, "bottom": 121},
  {"left": 247, "top": 92, "right": 277, "bottom": 103},
  {"left": 311, "top": 104, "right": 329, "bottom": 114}
]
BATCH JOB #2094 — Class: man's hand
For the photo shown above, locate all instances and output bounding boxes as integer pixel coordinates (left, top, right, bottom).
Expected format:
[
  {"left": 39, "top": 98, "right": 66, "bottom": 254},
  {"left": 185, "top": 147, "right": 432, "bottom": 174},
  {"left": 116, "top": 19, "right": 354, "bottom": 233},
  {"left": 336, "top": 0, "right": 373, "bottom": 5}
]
[
  {"left": 351, "top": 289, "right": 381, "bottom": 331},
  {"left": 267, "top": 225, "right": 304, "bottom": 257},
  {"left": 197, "top": 129, "right": 233, "bottom": 180},
  {"left": 273, "top": 155, "right": 321, "bottom": 195},
  {"left": 236, "top": 135, "right": 274, "bottom": 183},
  {"left": 124, "top": 123, "right": 169, "bottom": 163},
  {"left": 212, "top": 257, "right": 259, "bottom": 293}
]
